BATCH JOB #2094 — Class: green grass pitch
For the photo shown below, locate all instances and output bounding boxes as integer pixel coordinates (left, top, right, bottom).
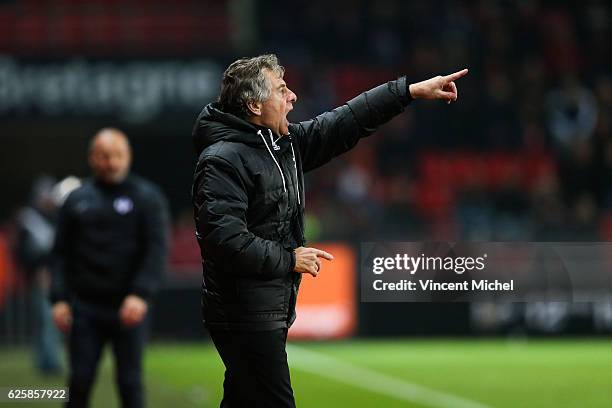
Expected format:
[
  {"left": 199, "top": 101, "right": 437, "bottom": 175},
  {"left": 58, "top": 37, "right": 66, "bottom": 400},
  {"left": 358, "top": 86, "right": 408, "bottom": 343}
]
[{"left": 1, "top": 339, "right": 611, "bottom": 407}]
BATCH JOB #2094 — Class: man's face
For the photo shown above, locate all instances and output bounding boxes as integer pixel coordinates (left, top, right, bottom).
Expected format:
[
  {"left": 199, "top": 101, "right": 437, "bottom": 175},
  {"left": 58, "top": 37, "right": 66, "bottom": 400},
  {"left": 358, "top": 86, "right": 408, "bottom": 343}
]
[
  {"left": 257, "top": 69, "right": 297, "bottom": 136},
  {"left": 88, "top": 131, "right": 132, "bottom": 184}
]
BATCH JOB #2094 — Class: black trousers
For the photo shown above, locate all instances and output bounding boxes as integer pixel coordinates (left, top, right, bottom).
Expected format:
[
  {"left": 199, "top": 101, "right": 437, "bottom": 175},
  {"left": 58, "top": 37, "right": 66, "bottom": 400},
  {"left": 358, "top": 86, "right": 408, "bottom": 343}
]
[
  {"left": 67, "top": 300, "right": 147, "bottom": 408},
  {"left": 209, "top": 328, "right": 296, "bottom": 408}
]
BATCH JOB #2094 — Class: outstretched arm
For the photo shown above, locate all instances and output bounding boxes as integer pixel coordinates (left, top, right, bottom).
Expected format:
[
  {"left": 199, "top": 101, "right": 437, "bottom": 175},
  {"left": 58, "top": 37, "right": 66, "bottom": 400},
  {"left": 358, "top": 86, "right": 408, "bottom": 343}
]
[{"left": 290, "top": 69, "right": 469, "bottom": 173}]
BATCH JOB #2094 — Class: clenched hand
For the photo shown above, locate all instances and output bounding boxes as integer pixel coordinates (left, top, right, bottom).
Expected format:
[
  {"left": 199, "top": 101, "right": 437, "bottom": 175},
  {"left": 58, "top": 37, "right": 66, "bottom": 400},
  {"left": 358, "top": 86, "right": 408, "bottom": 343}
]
[
  {"left": 52, "top": 301, "right": 72, "bottom": 333},
  {"left": 119, "top": 294, "right": 148, "bottom": 327}
]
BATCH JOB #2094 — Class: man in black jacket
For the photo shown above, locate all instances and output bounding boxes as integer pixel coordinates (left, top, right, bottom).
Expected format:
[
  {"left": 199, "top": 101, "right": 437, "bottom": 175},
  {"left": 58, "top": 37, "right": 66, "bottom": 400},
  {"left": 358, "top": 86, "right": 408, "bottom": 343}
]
[
  {"left": 50, "top": 128, "right": 169, "bottom": 408},
  {"left": 192, "top": 54, "right": 467, "bottom": 407}
]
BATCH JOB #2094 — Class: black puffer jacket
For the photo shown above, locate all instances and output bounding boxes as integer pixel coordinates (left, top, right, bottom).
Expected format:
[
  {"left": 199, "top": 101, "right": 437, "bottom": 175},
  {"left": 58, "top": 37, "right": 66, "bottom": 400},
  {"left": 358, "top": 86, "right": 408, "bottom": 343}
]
[{"left": 192, "top": 76, "right": 412, "bottom": 331}]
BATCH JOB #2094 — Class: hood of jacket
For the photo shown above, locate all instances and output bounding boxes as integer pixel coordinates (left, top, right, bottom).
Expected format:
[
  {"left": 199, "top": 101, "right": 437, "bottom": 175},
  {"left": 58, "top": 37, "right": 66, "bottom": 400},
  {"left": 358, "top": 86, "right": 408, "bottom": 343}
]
[{"left": 193, "top": 102, "right": 272, "bottom": 154}]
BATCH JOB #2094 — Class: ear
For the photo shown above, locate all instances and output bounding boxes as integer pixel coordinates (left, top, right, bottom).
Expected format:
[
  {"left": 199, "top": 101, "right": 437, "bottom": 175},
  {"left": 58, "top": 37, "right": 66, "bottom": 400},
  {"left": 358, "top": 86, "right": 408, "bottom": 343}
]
[{"left": 247, "top": 100, "right": 262, "bottom": 116}]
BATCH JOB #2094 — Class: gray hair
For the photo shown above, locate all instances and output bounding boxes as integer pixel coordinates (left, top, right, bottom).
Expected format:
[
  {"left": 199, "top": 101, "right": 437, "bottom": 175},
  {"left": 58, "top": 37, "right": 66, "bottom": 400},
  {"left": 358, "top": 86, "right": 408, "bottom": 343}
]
[{"left": 218, "top": 54, "right": 285, "bottom": 118}]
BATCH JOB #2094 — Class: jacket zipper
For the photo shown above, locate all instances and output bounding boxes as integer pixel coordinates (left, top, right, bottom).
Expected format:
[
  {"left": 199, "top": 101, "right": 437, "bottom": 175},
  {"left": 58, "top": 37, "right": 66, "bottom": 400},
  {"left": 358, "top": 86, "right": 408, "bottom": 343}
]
[
  {"left": 258, "top": 129, "right": 301, "bottom": 206},
  {"left": 289, "top": 141, "right": 301, "bottom": 205},
  {"left": 258, "top": 130, "right": 287, "bottom": 194}
]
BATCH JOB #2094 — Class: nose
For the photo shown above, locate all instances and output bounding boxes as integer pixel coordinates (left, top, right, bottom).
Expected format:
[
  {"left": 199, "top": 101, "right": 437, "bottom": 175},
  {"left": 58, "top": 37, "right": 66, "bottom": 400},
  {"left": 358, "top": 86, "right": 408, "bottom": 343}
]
[
  {"left": 109, "top": 156, "right": 123, "bottom": 171},
  {"left": 288, "top": 88, "right": 297, "bottom": 103}
]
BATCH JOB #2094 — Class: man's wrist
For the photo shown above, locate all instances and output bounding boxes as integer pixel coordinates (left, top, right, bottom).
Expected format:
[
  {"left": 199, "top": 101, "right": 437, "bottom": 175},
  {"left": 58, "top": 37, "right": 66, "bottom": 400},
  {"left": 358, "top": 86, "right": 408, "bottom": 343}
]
[{"left": 408, "top": 83, "right": 417, "bottom": 100}]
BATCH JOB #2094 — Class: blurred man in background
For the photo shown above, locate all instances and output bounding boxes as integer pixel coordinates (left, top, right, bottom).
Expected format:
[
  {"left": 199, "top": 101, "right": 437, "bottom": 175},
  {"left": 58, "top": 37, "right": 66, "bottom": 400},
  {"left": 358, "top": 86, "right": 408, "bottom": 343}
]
[
  {"left": 15, "top": 176, "right": 63, "bottom": 375},
  {"left": 15, "top": 175, "right": 81, "bottom": 375},
  {"left": 50, "top": 128, "right": 170, "bottom": 408},
  {"left": 192, "top": 54, "right": 467, "bottom": 407}
]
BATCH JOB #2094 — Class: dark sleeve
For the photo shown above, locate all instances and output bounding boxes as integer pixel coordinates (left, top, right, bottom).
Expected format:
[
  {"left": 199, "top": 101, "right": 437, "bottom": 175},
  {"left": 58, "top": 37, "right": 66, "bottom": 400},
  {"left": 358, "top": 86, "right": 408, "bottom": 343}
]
[
  {"left": 131, "top": 185, "right": 170, "bottom": 300},
  {"left": 290, "top": 76, "right": 412, "bottom": 172},
  {"left": 194, "top": 156, "right": 296, "bottom": 279},
  {"left": 49, "top": 198, "right": 73, "bottom": 304},
  {"left": 15, "top": 225, "right": 43, "bottom": 273}
]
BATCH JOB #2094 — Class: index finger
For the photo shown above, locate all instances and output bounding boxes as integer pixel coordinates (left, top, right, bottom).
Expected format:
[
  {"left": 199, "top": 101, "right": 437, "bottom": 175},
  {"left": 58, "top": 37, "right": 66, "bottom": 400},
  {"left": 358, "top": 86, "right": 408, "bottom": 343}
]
[
  {"left": 444, "top": 68, "right": 468, "bottom": 82},
  {"left": 313, "top": 249, "right": 334, "bottom": 260}
]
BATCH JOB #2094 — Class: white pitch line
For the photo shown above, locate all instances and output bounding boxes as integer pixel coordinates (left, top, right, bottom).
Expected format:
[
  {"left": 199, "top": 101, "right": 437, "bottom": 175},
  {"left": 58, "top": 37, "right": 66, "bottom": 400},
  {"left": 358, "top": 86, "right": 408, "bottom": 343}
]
[{"left": 287, "top": 344, "right": 492, "bottom": 408}]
